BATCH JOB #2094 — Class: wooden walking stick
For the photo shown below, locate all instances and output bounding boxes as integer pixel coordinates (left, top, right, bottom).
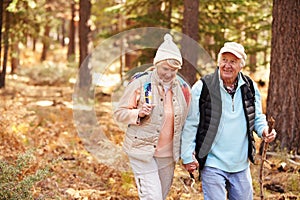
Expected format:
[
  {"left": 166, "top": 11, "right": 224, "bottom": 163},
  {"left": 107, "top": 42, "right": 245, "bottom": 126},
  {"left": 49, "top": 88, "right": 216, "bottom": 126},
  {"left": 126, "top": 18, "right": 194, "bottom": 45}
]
[{"left": 259, "top": 116, "right": 275, "bottom": 200}]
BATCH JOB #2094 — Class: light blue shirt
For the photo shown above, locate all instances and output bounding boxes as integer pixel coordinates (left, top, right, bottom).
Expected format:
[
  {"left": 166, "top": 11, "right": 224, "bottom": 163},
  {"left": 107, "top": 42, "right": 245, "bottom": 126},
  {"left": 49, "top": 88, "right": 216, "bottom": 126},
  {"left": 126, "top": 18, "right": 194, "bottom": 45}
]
[{"left": 181, "top": 70, "right": 267, "bottom": 172}]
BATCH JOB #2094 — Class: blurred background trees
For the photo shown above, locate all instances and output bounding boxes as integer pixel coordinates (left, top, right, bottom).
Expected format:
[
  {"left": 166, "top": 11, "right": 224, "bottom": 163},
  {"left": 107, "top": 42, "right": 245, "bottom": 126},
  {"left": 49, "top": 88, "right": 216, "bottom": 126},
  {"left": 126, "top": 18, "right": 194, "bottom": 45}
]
[{"left": 0, "top": 0, "right": 299, "bottom": 154}]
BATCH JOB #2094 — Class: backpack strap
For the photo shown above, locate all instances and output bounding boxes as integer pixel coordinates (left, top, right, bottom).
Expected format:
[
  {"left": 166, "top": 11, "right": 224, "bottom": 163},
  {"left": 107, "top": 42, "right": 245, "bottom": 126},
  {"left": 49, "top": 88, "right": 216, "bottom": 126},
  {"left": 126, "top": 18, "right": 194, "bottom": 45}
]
[
  {"left": 128, "top": 71, "right": 152, "bottom": 104},
  {"left": 129, "top": 69, "right": 190, "bottom": 106},
  {"left": 128, "top": 71, "right": 149, "bottom": 84},
  {"left": 176, "top": 75, "right": 191, "bottom": 106}
]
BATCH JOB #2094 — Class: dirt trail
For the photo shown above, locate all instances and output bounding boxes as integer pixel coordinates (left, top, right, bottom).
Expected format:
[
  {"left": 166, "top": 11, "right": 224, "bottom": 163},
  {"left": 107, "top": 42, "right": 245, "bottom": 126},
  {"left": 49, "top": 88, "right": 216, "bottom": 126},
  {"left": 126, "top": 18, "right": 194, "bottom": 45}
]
[{"left": 1, "top": 74, "right": 298, "bottom": 199}]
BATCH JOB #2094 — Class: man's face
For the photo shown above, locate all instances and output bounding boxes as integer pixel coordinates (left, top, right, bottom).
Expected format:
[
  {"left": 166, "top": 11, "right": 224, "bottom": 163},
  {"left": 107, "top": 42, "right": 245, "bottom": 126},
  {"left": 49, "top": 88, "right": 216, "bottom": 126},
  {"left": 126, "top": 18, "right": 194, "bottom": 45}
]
[
  {"left": 219, "top": 52, "right": 242, "bottom": 83},
  {"left": 157, "top": 61, "right": 178, "bottom": 82}
]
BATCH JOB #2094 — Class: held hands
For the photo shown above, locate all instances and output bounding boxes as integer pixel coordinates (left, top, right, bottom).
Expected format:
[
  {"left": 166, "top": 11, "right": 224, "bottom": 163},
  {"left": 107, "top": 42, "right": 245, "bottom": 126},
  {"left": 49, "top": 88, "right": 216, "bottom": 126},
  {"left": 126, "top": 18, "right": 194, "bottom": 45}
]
[
  {"left": 183, "top": 161, "right": 199, "bottom": 173},
  {"left": 183, "top": 154, "right": 199, "bottom": 173},
  {"left": 262, "top": 127, "right": 277, "bottom": 143},
  {"left": 138, "top": 103, "right": 155, "bottom": 118}
]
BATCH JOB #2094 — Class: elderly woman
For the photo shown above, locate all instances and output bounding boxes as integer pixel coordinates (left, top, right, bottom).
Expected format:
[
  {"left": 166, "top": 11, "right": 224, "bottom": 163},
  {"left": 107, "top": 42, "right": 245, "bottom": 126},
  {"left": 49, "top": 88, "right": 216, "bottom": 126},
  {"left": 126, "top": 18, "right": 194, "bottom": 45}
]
[
  {"left": 181, "top": 42, "right": 277, "bottom": 200},
  {"left": 114, "top": 34, "right": 191, "bottom": 200}
]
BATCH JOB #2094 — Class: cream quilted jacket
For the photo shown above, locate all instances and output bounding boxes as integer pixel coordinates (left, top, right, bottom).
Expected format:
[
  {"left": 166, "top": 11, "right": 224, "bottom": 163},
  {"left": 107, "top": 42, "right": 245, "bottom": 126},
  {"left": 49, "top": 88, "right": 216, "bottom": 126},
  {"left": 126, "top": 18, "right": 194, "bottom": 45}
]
[{"left": 114, "top": 68, "right": 191, "bottom": 162}]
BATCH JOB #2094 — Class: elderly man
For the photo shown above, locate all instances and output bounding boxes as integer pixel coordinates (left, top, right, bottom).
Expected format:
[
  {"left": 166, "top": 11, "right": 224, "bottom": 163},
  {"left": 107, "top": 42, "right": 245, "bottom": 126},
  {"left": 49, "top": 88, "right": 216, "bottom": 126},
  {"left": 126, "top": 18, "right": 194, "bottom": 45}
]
[{"left": 181, "top": 42, "right": 276, "bottom": 200}]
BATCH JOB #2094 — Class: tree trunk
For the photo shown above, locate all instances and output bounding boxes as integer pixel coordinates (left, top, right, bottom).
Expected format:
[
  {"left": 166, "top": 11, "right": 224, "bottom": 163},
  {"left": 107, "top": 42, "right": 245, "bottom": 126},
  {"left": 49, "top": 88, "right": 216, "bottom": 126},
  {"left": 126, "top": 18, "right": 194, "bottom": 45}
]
[
  {"left": 79, "top": 0, "right": 91, "bottom": 67},
  {"left": 267, "top": 0, "right": 300, "bottom": 154},
  {"left": 249, "top": 33, "right": 257, "bottom": 73},
  {"left": 67, "top": 0, "right": 76, "bottom": 60},
  {"left": 180, "top": 0, "right": 199, "bottom": 86},
  {"left": 140, "top": 0, "right": 163, "bottom": 65},
  {"left": 61, "top": 18, "right": 66, "bottom": 47},
  {"left": 0, "top": 2, "right": 10, "bottom": 88},
  {"left": 40, "top": 24, "right": 50, "bottom": 61},
  {"left": 56, "top": 25, "right": 60, "bottom": 42},
  {"left": 78, "top": 0, "right": 92, "bottom": 89},
  {"left": 32, "top": 37, "right": 36, "bottom": 51},
  {"left": 10, "top": 42, "right": 20, "bottom": 74},
  {"left": 147, "top": 0, "right": 163, "bottom": 25},
  {"left": 166, "top": 0, "right": 172, "bottom": 29},
  {"left": 0, "top": 0, "right": 3, "bottom": 68}
]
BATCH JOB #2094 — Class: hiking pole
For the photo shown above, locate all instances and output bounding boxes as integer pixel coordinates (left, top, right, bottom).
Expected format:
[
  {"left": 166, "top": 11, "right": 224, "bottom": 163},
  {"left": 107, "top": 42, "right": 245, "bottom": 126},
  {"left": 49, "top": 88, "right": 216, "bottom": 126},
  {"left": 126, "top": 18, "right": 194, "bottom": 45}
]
[{"left": 259, "top": 116, "right": 275, "bottom": 200}]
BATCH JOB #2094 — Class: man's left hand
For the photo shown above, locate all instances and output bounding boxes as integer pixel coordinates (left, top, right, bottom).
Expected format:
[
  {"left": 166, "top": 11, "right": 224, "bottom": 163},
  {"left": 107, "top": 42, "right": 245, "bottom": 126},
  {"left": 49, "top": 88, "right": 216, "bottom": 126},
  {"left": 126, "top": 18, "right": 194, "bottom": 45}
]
[{"left": 262, "top": 127, "right": 277, "bottom": 143}]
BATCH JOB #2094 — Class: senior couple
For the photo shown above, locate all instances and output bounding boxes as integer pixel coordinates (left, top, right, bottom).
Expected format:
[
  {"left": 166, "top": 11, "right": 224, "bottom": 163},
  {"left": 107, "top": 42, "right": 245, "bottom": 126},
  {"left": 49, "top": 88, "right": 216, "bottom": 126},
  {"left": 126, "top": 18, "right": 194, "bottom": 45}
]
[{"left": 114, "top": 33, "right": 277, "bottom": 200}]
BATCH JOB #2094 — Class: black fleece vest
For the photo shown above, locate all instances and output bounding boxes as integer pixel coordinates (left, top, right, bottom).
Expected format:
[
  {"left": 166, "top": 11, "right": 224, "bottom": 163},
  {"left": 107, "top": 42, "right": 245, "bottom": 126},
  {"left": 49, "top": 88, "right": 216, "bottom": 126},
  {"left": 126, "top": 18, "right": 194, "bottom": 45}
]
[{"left": 195, "top": 69, "right": 256, "bottom": 170}]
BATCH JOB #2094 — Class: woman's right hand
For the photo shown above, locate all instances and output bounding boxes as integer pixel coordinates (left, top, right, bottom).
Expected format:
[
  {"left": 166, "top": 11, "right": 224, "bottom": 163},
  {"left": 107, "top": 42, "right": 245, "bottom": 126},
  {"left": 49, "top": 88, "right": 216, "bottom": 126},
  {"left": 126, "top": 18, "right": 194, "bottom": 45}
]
[{"left": 138, "top": 103, "right": 154, "bottom": 117}]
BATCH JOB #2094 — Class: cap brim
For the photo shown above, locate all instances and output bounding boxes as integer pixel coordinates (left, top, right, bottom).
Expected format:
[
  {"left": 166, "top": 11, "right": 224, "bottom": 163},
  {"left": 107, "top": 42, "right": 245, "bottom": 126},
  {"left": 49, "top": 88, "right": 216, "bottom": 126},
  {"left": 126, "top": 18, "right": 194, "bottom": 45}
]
[{"left": 220, "top": 47, "right": 243, "bottom": 59}]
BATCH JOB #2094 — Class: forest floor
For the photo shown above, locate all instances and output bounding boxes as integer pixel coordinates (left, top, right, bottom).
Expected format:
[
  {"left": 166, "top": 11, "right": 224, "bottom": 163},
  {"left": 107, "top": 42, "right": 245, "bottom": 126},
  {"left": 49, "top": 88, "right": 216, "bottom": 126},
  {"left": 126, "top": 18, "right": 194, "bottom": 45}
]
[{"left": 0, "top": 48, "right": 299, "bottom": 200}]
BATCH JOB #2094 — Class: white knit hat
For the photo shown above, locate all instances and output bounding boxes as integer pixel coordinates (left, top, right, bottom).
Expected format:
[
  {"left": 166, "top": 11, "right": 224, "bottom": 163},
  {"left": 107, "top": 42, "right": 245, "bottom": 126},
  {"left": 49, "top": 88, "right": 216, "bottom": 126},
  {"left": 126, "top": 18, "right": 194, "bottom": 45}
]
[
  {"left": 153, "top": 33, "right": 183, "bottom": 68},
  {"left": 219, "top": 42, "right": 247, "bottom": 66}
]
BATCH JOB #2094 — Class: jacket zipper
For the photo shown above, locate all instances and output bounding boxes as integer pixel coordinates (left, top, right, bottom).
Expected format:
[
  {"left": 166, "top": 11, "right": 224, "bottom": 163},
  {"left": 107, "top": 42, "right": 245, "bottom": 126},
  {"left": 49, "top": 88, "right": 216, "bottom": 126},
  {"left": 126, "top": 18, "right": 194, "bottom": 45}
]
[{"left": 231, "top": 96, "right": 234, "bottom": 112}]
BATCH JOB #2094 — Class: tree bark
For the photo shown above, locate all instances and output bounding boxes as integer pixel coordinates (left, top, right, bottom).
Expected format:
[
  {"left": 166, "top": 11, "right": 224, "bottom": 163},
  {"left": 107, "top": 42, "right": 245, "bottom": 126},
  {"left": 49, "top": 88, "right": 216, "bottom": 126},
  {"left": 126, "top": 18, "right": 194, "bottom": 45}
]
[
  {"left": 147, "top": 0, "right": 163, "bottom": 26},
  {"left": 78, "top": 0, "right": 92, "bottom": 89},
  {"left": 166, "top": 0, "right": 172, "bottom": 29},
  {"left": 249, "top": 33, "right": 258, "bottom": 73},
  {"left": 0, "top": 0, "right": 3, "bottom": 68},
  {"left": 67, "top": 0, "right": 76, "bottom": 60},
  {"left": 79, "top": 0, "right": 91, "bottom": 67},
  {"left": 61, "top": 18, "right": 66, "bottom": 47},
  {"left": 0, "top": 1, "right": 10, "bottom": 88},
  {"left": 10, "top": 41, "right": 20, "bottom": 74},
  {"left": 267, "top": 0, "right": 300, "bottom": 154},
  {"left": 40, "top": 0, "right": 51, "bottom": 61},
  {"left": 40, "top": 24, "right": 50, "bottom": 61},
  {"left": 180, "top": 0, "right": 199, "bottom": 86}
]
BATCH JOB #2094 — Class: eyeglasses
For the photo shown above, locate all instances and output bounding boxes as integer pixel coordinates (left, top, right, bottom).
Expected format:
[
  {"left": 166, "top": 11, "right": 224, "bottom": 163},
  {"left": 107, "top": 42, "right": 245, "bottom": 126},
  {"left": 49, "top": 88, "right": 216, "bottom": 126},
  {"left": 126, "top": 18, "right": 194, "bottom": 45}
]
[{"left": 220, "top": 58, "right": 239, "bottom": 66}]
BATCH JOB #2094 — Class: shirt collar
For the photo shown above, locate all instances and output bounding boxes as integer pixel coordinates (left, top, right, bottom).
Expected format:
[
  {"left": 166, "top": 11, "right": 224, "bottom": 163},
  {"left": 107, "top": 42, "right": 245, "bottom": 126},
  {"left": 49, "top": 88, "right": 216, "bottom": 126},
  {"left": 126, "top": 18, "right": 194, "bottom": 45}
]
[{"left": 217, "top": 69, "right": 246, "bottom": 89}]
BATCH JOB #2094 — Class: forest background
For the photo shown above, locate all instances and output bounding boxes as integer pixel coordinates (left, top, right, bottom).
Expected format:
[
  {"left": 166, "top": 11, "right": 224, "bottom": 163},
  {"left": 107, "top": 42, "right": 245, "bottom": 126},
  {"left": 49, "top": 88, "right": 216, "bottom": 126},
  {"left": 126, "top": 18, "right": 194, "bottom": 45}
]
[{"left": 0, "top": 0, "right": 299, "bottom": 199}]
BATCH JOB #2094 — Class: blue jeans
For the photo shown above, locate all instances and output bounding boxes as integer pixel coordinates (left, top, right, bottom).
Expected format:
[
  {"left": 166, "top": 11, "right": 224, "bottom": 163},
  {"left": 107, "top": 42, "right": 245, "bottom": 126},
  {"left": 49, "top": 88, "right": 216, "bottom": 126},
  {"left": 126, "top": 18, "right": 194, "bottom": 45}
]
[{"left": 201, "top": 166, "right": 253, "bottom": 200}]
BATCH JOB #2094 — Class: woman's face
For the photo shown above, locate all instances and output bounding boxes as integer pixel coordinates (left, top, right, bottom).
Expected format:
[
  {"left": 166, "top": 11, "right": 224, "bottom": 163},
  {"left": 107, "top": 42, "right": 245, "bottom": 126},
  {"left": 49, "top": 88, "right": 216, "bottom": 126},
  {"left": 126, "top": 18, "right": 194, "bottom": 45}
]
[
  {"left": 156, "top": 61, "right": 178, "bottom": 82},
  {"left": 219, "top": 52, "right": 242, "bottom": 83}
]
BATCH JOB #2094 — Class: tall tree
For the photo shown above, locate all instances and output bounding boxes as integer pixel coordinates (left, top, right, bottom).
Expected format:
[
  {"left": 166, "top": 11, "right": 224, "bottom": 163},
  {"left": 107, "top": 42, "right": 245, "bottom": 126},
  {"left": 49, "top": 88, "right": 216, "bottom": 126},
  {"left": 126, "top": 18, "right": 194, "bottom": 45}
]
[
  {"left": 40, "top": 22, "right": 50, "bottom": 61},
  {"left": 180, "top": 0, "right": 199, "bottom": 86},
  {"left": 60, "top": 18, "right": 66, "bottom": 47},
  {"left": 267, "top": 0, "right": 300, "bottom": 154},
  {"left": 0, "top": 0, "right": 3, "bottom": 68},
  {"left": 0, "top": 0, "right": 11, "bottom": 88},
  {"left": 198, "top": 0, "right": 272, "bottom": 74},
  {"left": 40, "top": 0, "right": 52, "bottom": 61},
  {"left": 10, "top": 39, "right": 19, "bottom": 74},
  {"left": 78, "top": 0, "right": 92, "bottom": 89},
  {"left": 67, "top": 0, "right": 76, "bottom": 61},
  {"left": 147, "top": 0, "right": 163, "bottom": 26},
  {"left": 79, "top": 0, "right": 91, "bottom": 67}
]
